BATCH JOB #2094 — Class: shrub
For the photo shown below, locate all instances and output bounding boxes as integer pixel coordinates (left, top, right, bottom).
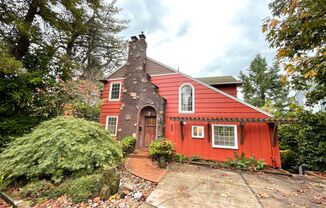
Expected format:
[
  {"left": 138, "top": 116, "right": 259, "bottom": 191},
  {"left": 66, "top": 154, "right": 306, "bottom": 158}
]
[
  {"left": 49, "top": 174, "right": 104, "bottom": 202},
  {"left": 225, "top": 152, "right": 264, "bottom": 170},
  {"left": 149, "top": 138, "right": 175, "bottom": 162},
  {"left": 0, "top": 117, "right": 123, "bottom": 184},
  {"left": 20, "top": 180, "right": 54, "bottom": 198},
  {"left": 121, "top": 136, "right": 136, "bottom": 156},
  {"left": 174, "top": 153, "right": 188, "bottom": 163},
  {"left": 279, "top": 110, "right": 326, "bottom": 171},
  {"left": 189, "top": 155, "right": 201, "bottom": 161}
]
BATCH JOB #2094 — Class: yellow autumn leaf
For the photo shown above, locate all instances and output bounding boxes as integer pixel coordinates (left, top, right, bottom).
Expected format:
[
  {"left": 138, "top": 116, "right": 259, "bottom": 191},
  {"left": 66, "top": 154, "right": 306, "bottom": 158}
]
[
  {"left": 277, "top": 48, "right": 287, "bottom": 58},
  {"left": 304, "top": 69, "right": 317, "bottom": 78},
  {"left": 280, "top": 75, "right": 288, "bottom": 85},
  {"left": 285, "top": 64, "right": 295, "bottom": 74},
  {"left": 322, "top": 51, "right": 326, "bottom": 57}
]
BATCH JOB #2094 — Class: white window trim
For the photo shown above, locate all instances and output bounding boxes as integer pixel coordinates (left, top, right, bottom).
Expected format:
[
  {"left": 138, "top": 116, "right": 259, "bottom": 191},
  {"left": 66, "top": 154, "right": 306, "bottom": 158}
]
[
  {"left": 192, "top": 126, "right": 204, "bottom": 138},
  {"left": 212, "top": 124, "right": 238, "bottom": 149},
  {"left": 178, "top": 83, "right": 195, "bottom": 113},
  {"left": 105, "top": 115, "right": 119, "bottom": 136},
  {"left": 109, "top": 82, "right": 121, "bottom": 101}
]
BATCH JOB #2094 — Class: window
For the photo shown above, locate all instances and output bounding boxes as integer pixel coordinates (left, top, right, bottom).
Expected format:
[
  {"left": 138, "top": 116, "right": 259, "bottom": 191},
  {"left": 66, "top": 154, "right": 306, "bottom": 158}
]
[
  {"left": 179, "top": 83, "right": 194, "bottom": 113},
  {"left": 212, "top": 125, "right": 238, "bottom": 149},
  {"left": 109, "top": 82, "right": 121, "bottom": 101},
  {"left": 106, "top": 116, "right": 118, "bottom": 136},
  {"left": 192, "top": 126, "right": 204, "bottom": 138}
]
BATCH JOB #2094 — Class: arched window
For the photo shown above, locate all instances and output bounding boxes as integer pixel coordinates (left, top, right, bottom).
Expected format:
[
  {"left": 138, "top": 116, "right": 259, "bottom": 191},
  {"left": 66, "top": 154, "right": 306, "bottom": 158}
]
[{"left": 179, "top": 83, "right": 194, "bottom": 113}]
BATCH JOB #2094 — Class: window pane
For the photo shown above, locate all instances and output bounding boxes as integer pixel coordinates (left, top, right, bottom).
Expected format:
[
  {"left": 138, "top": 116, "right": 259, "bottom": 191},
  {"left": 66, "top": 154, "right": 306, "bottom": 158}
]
[
  {"left": 213, "top": 126, "right": 236, "bottom": 148},
  {"left": 110, "top": 83, "right": 120, "bottom": 100},
  {"left": 198, "top": 127, "right": 202, "bottom": 136},
  {"left": 106, "top": 117, "right": 117, "bottom": 135},
  {"left": 181, "top": 85, "right": 193, "bottom": 112}
]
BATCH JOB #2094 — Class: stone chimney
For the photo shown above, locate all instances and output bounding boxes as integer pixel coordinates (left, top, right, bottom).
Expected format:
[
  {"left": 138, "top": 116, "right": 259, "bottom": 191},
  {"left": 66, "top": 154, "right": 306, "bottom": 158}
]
[{"left": 118, "top": 33, "right": 166, "bottom": 142}]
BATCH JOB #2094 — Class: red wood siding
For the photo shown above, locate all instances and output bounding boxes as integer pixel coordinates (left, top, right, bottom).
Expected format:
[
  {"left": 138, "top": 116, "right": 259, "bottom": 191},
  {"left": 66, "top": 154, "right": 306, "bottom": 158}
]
[
  {"left": 99, "top": 79, "right": 123, "bottom": 128},
  {"left": 211, "top": 84, "right": 238, "bottom": 97},
  {"left": 99, "top": 73, "right": 281, "bottom": 168},
  {"left": 150, "top": 74, "right": 281, "bottom": 167}
]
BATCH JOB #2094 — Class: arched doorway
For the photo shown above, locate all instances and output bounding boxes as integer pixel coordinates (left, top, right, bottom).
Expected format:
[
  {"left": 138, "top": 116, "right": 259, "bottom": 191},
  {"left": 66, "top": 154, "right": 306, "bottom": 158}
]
[{"left": 137, "top": 106, "right": 157, "bottom": 149}]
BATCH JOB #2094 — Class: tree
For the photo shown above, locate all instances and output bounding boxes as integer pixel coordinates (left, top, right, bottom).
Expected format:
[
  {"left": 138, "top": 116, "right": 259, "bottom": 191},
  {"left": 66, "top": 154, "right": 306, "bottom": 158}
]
[
  {"left": 262, "top": 0, "right": 326, "bottom": 106},
  {"left": 0, "top": 0, "right": 127, "bottom": 148},
  {"left": 279, "top": 107, "right": 326, "bottom": 172},
  {"left": 0, "top": 0, "right": 127, "bottom": 80},
  {"left": 239, "top": 54, "right": 292, "bottom": 113}
]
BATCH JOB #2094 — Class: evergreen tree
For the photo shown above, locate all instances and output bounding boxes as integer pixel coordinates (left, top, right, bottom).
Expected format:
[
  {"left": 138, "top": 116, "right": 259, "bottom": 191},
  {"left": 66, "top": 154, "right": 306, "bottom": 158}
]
[{"left": 239, "top": 54, "right": 293, "bottom": 113}]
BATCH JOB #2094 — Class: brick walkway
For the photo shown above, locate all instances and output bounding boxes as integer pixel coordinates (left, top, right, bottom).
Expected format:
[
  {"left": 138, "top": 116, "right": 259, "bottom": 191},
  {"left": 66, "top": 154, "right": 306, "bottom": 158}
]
[{"left": 124, "top": 149, "right": 168, "bottom": 183}]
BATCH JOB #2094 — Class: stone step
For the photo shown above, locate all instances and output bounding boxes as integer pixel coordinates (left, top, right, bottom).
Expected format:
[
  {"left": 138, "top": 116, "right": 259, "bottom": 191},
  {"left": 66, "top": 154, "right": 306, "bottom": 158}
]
[{"left": 129, "top": 149, "right": 151, "bottom": 159}]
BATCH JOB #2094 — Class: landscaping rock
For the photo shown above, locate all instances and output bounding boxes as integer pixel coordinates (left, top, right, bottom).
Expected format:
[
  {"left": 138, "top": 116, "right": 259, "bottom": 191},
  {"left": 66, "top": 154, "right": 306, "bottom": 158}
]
[
  {"left": 100, "top": 167, "right": 120, "bottom": 198},
  {"left": 134, "top": 192, "right": 142, "bottom": 200}
]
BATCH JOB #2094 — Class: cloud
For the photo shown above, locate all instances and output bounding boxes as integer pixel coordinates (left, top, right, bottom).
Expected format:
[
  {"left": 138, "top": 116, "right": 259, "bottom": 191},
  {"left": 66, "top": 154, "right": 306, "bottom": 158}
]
[
  {"left": 117, "top": 0, "right": 168, "bottom": 37},
  {"left": 201, "top": 0, "right": 276, "bottom": 78},
  {"left": 117, "top": 0, "right": 276, "bottom": 78}
]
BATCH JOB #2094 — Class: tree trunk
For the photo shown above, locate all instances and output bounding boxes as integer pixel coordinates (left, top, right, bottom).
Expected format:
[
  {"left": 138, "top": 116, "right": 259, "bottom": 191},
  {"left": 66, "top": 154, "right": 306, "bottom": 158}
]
[{"left": 11, "top": 0, "right": 38, "bottom": 60}]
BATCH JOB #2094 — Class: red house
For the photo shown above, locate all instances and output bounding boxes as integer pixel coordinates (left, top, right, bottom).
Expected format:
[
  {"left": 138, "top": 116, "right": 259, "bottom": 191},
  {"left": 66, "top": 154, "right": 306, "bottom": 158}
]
[{"left": 100, "top": 33, "right": 282, "bottom": 168}]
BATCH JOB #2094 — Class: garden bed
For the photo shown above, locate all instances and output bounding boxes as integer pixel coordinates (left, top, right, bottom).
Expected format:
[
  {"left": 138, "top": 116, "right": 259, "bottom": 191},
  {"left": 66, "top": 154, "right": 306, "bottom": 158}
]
[{"left": 2, "top": 166, "right": 157, "bottom": 208}]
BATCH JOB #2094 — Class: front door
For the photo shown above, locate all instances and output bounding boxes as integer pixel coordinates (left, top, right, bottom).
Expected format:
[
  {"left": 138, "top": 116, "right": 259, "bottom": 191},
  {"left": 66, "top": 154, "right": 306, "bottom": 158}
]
[{"left": 144, "top": 116, "right": 156, "bottom": 147}]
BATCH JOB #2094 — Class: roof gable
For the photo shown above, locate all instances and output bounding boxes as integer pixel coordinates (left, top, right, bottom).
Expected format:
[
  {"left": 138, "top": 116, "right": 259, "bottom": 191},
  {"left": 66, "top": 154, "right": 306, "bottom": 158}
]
[
  {"left": 105, "top": 56, "right": 273, "bottom": 117},
  {"left": 106, "top": 57, "right": 176, "bottom": 80},
  {"left": 146, "top": 57, "right": 273, "bottom": 117}
]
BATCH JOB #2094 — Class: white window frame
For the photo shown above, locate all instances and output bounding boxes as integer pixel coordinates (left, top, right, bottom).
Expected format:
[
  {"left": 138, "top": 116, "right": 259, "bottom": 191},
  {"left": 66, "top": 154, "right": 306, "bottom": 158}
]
[
  {"left": 105, "top": 115, "right": 119, "bottom": 136},
  {"left": 179, "top": 83, "right": 195, "bottom": 113},
  {"left": 192, "top": 126, "right": 204, "bottom": 138},
  {"left": 212, "top": 124, "right": 238, "bottom": 149},
  {"left": 109, "top": 82, "right": 121, "bottom": 101}
]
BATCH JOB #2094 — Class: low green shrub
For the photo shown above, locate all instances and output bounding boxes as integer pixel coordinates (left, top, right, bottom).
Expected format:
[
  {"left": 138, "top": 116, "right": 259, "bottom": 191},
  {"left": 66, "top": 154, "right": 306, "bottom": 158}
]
[
  {"left": 0, "top": 117, "right": 123, "bottom": 184},
  {"left": 174, "top": 153, "right": 188, "bottom": 163},
  {"left": 189, "top": 155, "right": 201, "bottom": 161},
  {"left": 50, "top": 174, "right": 104, "bottom": 202},
  {"left": 280, "top": 149, "right": 298, "bottom": 172},
  {"left": 20, "top": 180, "right": 54, "bottom": 198},
  {"left": 149, "top": 138, "right": 175, "bottom": 162},
  {"left": 121, "top": 136, "right": 136, "bottom": 156},
  {"left": 225, "top": 152, "right": 264, "bottom": 170}
]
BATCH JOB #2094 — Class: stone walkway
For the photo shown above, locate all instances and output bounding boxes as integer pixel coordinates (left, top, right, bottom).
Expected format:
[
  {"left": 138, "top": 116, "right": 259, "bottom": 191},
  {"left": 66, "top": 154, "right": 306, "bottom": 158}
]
[{"left": 124, "top": 149, "right": 168, "bottom": 183}]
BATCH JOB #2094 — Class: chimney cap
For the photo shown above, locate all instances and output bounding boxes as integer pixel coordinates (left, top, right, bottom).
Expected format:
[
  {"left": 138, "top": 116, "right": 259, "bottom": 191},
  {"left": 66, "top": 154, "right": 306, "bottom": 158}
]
[
  {"left": 131, "top": 36, "right": 138, "bottom": 41},
  {"left": 139, "top": 31, "right": 146, "bottom": 39}
]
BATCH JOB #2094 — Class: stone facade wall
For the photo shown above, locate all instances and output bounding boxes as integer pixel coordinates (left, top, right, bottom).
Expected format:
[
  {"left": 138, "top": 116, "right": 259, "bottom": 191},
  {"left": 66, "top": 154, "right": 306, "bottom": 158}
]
[{"left": 118, "top": 35, "right": 166, "bottom": 140}]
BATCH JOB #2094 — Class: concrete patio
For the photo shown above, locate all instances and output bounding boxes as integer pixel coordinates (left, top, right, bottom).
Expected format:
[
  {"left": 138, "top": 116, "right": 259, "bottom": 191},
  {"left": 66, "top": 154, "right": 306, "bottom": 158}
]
[{"left": 146, "top": 163, "right": 326, "bottom": 208}]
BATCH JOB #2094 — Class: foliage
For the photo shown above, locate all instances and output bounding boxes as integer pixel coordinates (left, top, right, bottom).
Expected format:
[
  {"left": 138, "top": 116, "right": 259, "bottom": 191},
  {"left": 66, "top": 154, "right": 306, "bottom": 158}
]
[
  {"left": 263, "top": 0, "right": 326, "bottom": 106},
  {"left": 121, "top": 136, "right": 136, "bottom": 156},
  {"left": 189, "top": 155, "right": 201, "bottom": 161},
  {"left": 58, "top": 79, "right": 101, "bottom": 121},
  {"left": 279, "top": 109, "right": 326, "bottom": 171},
  {"left": 225, "top": 152, "right": 264, "bottom": 171},
  {"left": 0, "top": 0, "right": 127, "bottom": 79},
  {"left": 0, "top": 43, "right": 58, "bottom": 150},
  {"left": 149, "top": 138, "right": 175, "bottom": 162},
  {"left": 19, "top": 174, "right": 104, "bottom": 202},
  {"left": 48, "top": 174, "right": 104, "bottom": 202},
  {"left": 0, "top": 117, "right": 123, "bottom": 184},
  {"left": 239, "top": 54, "right": 293, "bottom": 112},
  {"left": 20, "top": 180, "right": 54, "bottom": 198},
  {"left": 0, "top": 0, "right": 127, "bottom": 148},
  {"left": 174, "top": 153, "right": 188, "bottom": 163}
]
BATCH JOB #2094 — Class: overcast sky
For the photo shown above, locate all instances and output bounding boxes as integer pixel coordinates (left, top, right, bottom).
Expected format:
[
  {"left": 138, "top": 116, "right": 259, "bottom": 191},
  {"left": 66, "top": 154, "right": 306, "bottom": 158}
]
[{"left": 116, "top": 0, "right": 276, "bottom": 78}]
